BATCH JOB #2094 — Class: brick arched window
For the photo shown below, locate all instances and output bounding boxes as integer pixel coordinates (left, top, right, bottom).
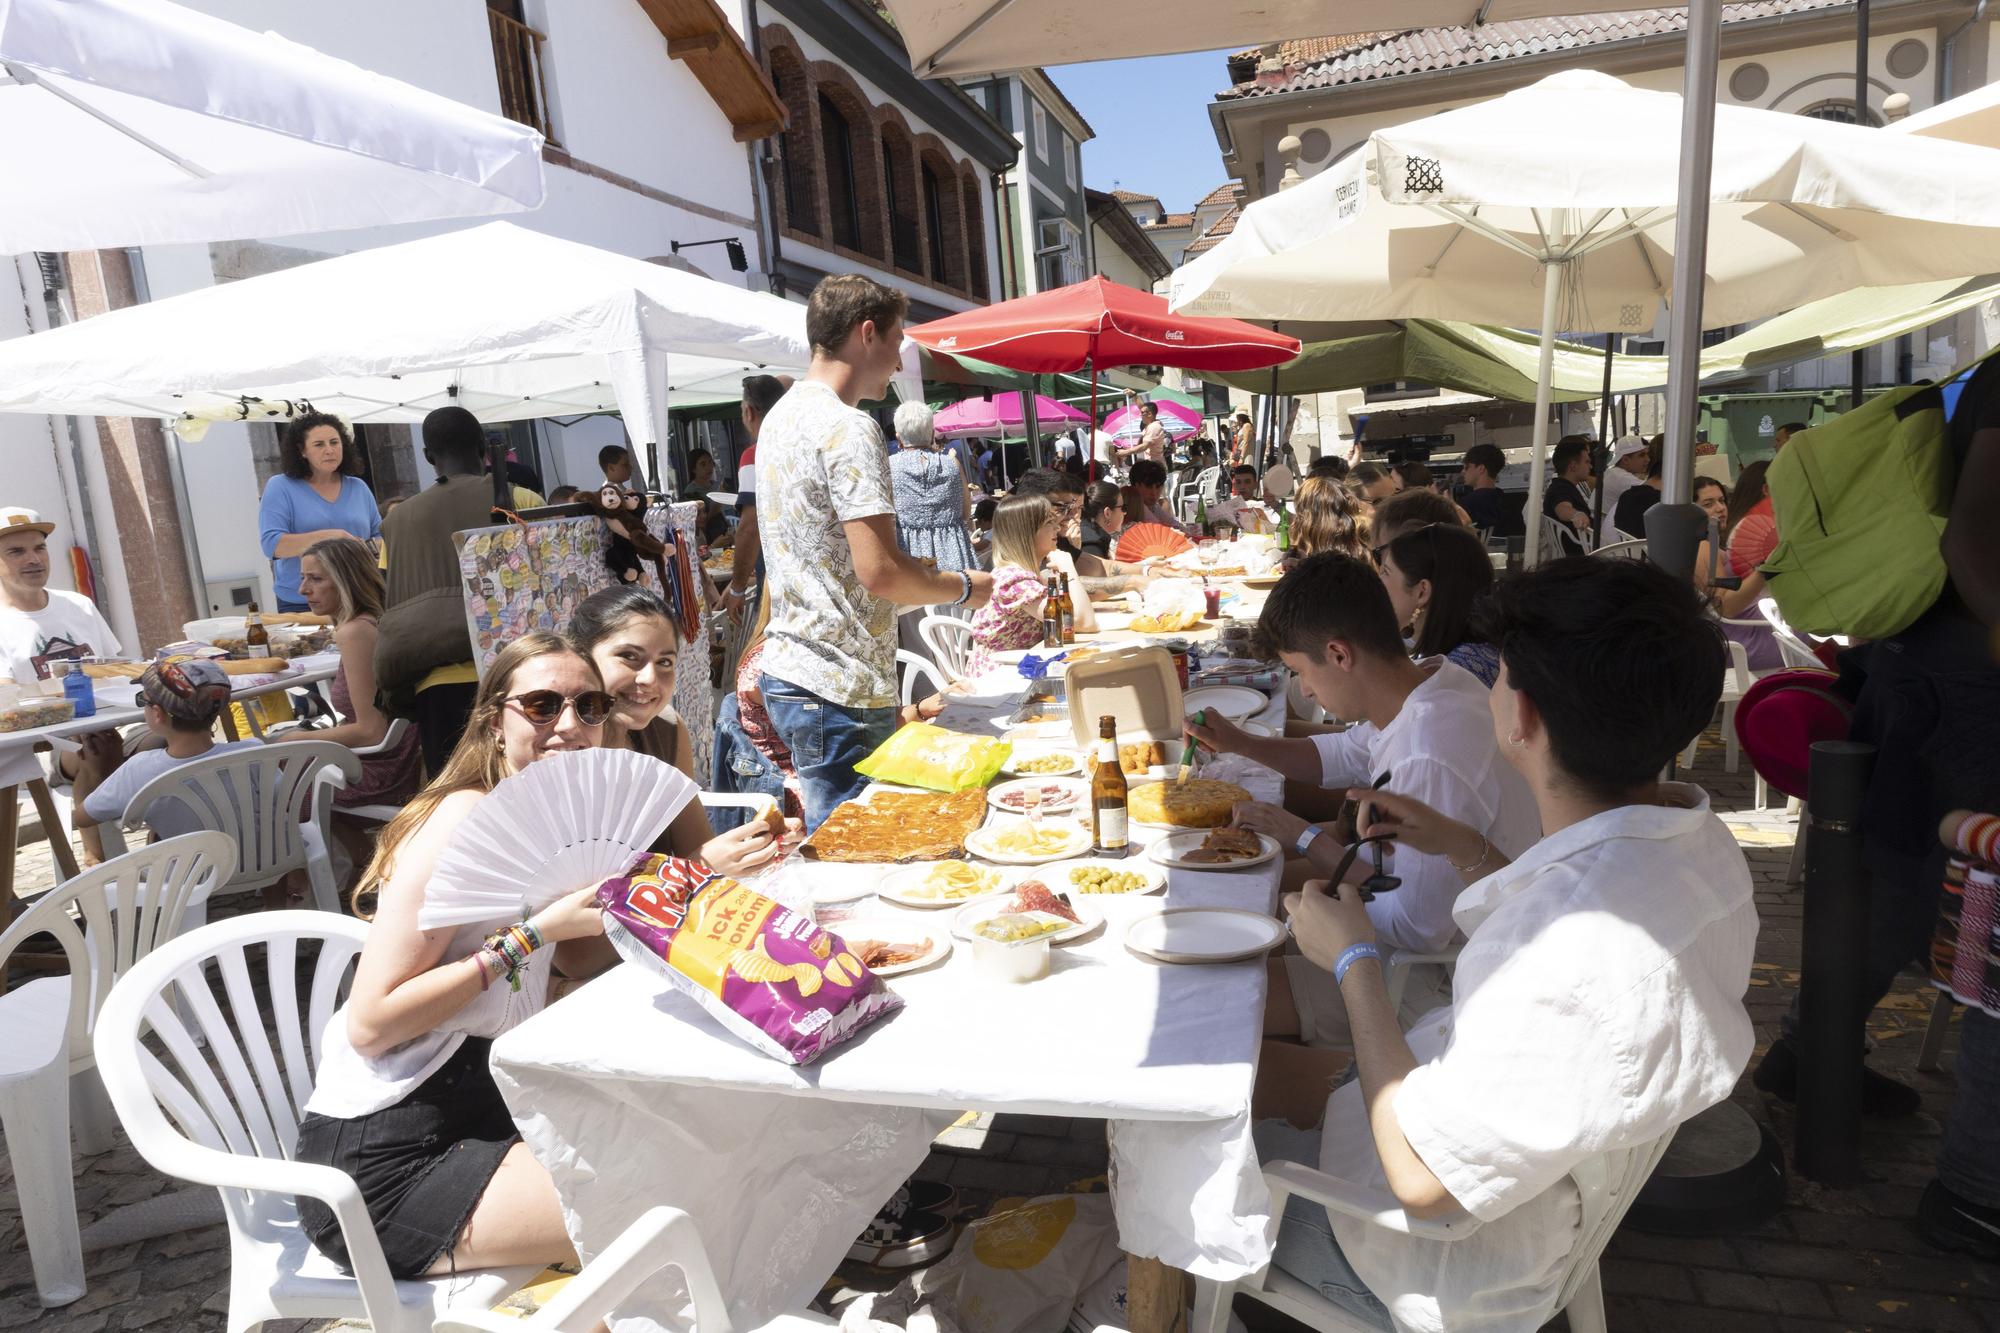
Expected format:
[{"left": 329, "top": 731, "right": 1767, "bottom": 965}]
[
  {"left": 880, "top": 123, "right": 921, "bottom": 275},
  {"left": 919, "top": 150, "right": 967, "bottom": 292},
  {"left": 960, "top": 164, "right": 990, "bottom": 299},
  {"left": 819, "top": 92, "right": 862, "bottom": 253},
  {"left": 814, "top": 76, "right": 887, "bottom": 263},
  {"left": 767, "top": 48, "right": 817, "bottom": 239}
]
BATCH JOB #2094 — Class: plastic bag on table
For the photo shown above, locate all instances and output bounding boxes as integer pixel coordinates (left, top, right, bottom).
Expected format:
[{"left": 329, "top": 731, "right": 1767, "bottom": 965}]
[
  {"left": 1138, "top": 580, "right": 1205, "bottom": 624},
  {"left": 856, "top": 721, "right": 1011, "bottom": 793}
]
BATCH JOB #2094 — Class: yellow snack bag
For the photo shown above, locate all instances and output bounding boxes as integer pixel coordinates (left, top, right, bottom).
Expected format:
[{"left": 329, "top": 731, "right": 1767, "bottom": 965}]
[{"left": 855, "top": 721, "right": 1011, "bottom": 793}]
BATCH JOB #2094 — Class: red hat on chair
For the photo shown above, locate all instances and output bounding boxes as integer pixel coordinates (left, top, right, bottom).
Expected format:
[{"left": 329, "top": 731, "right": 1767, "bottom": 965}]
[{"left": 1733, "top": 670, "right": 1853, "bottom": 802}]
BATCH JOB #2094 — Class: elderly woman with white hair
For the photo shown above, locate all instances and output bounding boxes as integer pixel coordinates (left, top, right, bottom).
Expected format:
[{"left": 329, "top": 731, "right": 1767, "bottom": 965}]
[{"left": 890, "top": 400, "right": 979, "bottom": 665}]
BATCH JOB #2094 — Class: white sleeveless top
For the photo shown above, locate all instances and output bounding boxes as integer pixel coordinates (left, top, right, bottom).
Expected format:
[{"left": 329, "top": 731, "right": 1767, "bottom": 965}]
[{"left": 303, "top": 919, "right": 556, "bottom": 1120}]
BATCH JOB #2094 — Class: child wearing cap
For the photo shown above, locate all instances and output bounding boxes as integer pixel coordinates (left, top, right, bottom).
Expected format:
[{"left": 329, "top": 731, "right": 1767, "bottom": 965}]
[{"left": 75, "top": 660, "right": 262, "bottom": 844}]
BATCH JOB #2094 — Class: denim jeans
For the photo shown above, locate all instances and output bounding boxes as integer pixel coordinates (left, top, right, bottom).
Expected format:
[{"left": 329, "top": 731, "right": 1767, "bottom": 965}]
[
  {"left": 709, "top": 691, "right": 788, "bottom": 833},
  {"left": 757, "top": 674, "right": 898, "bottom": 833},
  {"left": 1251, "top": 1119, "right": 1394, "bottom": 1330}
]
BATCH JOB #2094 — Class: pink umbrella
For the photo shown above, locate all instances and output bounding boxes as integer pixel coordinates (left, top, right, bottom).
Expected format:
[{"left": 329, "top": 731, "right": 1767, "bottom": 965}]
[
  {"left": 1101, "top": 400, "right": 1201, "bottom": 441},
  {"left": 933, "top": 392, "right": 1088, "bottom": 439}
]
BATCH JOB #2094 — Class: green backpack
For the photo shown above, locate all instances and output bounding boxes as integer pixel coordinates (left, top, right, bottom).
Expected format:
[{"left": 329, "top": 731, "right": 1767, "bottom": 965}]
[{"left": 1761, "top": 363, "right": 1967, "bottom": 641}]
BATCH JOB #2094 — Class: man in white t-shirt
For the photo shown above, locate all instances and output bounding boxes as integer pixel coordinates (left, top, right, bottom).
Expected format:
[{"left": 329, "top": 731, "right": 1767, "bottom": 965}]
[
  {"left": 1187, "top": 551, "right": 1539, "bottom": 1040},
  {"left": 1208, "top": 465, "right": 1279, "bottom": 536},
  {"left": 76, "top": 659, "right": 261, "bottom": 845},
  {"left": 1597, "top": 433, "right": 1649, "bottom": 542},
  {"left": 0, "top": 508, "right": 126, "bottom": 858}
]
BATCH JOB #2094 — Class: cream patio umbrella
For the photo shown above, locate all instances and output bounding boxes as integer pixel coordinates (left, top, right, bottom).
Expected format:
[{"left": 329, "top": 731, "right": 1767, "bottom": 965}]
[
  {"left": 1169, "top": 68, "right": 2000, "bottom": 561},
  {"left": 0, "top": 0, "right": 545, "bottom": 253}
]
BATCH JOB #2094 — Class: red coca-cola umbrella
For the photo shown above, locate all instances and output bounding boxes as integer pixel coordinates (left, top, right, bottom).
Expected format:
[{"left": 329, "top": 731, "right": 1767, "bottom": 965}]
[{"left": 907, "top": 277, "right": 1298, "bottom": 478}]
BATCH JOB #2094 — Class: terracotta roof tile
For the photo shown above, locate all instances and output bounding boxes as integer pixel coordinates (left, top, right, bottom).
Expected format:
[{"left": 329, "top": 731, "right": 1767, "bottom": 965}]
[
  {"left": 1195, "top": 181, "right": 1244, "bottom": 209},
  {"left": 1146, "top": 211, "right": 1195, "bottom": 229},
  {"left": 1110, "top": 189, "right": 1162, "bottom": 205},
  {"left": 1182, "top": 203, "right": 1242, "bottom": 257},
  {"left": 1215, "top": 2, "right": 1847, "bottom": 99}
]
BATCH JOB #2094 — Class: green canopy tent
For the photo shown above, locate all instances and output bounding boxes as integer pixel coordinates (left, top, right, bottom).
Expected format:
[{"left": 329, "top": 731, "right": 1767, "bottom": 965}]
[{"left": 1208, "top": 276, "right": 2000, "bottom": 401}]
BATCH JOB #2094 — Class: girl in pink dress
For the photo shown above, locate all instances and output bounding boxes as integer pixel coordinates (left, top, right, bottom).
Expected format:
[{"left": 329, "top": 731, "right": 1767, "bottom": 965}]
[{"left": 965, "top": 494, "right": 1096, "bottom": 675}]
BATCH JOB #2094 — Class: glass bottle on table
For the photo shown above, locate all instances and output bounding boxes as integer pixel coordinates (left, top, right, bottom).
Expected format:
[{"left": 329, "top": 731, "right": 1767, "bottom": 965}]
[
  {"left": 1042, "top": 576, "right": 1063, "bottom": 649},
  {"left": 1057, "top": 574, "right": 1076, "bottom": 644},
  {"left": 244, "top": 601, "right": 269, "bottom": 652},
  {"left": 1091, "top": 714, "right": 1129, "bottom": 858}
]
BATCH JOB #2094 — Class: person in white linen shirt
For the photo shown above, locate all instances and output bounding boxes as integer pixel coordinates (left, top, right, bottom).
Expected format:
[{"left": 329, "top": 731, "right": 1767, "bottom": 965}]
[
  {"left": 1186, "top": 551, "right": 1539, "bottom": 1041},
  {"left": 1250, "top": 557, "right": 1756, "bottom": 1333}
]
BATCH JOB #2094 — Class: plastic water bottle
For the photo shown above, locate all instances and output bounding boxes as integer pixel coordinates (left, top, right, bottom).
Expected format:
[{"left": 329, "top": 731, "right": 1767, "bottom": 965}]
[{"left": 62, "top": 662, "right": 95, "bottom": 719}]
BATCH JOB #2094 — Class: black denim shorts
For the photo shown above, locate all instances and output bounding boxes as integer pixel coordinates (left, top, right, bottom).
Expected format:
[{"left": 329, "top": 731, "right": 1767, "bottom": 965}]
[{"left": 293, "top": 1037, "right": 520, "bottom": 1279}]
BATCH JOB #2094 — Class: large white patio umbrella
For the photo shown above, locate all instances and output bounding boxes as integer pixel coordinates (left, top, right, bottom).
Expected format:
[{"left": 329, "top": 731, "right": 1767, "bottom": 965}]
[
  {"left": 0, "top": 0, "right": 546, "bottom": 253},
  {"left": 1170, "top": 68, "right": 2000, "bottom": 561},
  {"left": 0, "top": 223, "right": 808, "bottom": 484}
]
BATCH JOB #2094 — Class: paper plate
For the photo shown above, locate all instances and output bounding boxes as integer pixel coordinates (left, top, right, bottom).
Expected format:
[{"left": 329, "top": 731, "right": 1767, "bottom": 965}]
[
  {"left": 1183, "top": 685, "right": 1267, "bottom": 720},
  {"left": 1001, "top": 748, "right": 1084, "bottom": 779},
  {"left": 965, "top": 820, "right": 1093, "bottom": 865},
  {"left": 1124, "top": 908, "right": 1288, "bottom": 964},
  {"left": 949, "top": 892, "right": 1101, "bottom": 945},
  {"left": 1147, "top": 831, "right": 1282, "bottom": 870},
  {"left": 988, "top": 777, "right": 1089, "bottom": 817},
  {"left": 879, "top": 862, "right": 1018, "bottom": 908},
  {"left": 1048, "top": 857, "right": 1166, "bottom": 897},
  {"left": 1242, "top": 573, "right": 1283, "bottom": 589},
  {"left": 1239, "top": 720, "right": 1276, "bottom": 738},
  {"left": 826, "top": 918, "right": 953, "bottom": 977}
]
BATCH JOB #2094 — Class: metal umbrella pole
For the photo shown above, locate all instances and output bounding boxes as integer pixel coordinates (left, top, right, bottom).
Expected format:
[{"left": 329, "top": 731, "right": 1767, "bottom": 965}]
[
  {"left": 1087, "top": 353, "right": 1098, "bottom": 482},
  {"left": 1522, "top": 255, "right": 1566, "bottom": 565},
  {"left": 1648, "top": 0, "right": 1723, "bottom": 582},
  {"left": 1590, "top": 333, "right": 1618, "bottom": 541},
  {"left": 1852, "top": 0, "right": 1871, "bottom": 411}
]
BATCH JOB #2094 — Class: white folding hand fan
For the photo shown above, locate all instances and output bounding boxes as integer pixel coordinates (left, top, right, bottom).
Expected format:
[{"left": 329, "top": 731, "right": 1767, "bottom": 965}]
[{"left": 418, "top": 747, "right": 698, "bottom": 929}]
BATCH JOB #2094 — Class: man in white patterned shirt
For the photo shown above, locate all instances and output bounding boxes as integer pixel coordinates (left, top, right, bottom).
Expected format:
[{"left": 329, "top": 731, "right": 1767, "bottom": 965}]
[{"left": 755, "top": 275, "right": 993, "bottom": 830}]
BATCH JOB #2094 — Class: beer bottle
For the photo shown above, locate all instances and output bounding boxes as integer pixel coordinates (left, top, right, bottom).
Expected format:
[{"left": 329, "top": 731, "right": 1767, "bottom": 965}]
[
  {"left": 1194, "top": 492, "right": 1210, "bottom": 538},
  {"left": 1057, "top": 574, "right": 1076, "bottom": 644},
  {"left": 1277, "top": 508, "right": 1292, "bottom": 552},
  {"left": 1091, "top": 714, "right": 1129, "bottom": 857},
  {"left": 1041, "top": 576, "right": 1062, "bottom": 649},
  {"left": 244, "top": 601, "right": 269, "bottom": 652}
]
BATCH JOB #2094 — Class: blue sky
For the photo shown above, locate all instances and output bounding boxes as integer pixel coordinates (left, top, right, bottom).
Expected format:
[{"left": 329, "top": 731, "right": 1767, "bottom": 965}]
[{"left": 1045, "top": 50, "right": 1240, "bottom": 214}]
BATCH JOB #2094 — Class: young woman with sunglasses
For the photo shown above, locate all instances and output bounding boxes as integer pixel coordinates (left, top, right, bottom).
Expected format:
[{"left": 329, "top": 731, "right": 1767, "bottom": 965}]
[
  {"left": 569, "top": 585, "right": 800, "bottom": 875},
  {"left": 292, "top": 634, "right": 619, "bottom": 1286}
]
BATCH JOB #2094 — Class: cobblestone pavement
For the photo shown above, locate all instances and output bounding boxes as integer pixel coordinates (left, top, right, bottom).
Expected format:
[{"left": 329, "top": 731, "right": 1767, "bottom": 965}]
[{"left": 4, "top": 729, "right": 1997, "bottom": 1331}]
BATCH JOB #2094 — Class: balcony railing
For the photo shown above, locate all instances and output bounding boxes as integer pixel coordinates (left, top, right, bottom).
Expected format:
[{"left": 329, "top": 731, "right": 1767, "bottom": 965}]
[{"left": 488, "top": 9, "right": 558, "bottom": 145}]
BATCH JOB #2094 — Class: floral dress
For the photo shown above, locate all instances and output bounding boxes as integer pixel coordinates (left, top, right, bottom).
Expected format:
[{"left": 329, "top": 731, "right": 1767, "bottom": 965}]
[{"left": 966, "top": 563, "right": 1049, "bottom": 676}]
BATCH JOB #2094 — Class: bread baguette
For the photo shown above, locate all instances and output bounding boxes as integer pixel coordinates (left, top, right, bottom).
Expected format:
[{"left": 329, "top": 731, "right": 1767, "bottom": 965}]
[
  {"left": 80, "top": 662, "right": 145, "bottom": 679},
  {"left": 220, "top": 657, "right": 289, "bottom": 676}
]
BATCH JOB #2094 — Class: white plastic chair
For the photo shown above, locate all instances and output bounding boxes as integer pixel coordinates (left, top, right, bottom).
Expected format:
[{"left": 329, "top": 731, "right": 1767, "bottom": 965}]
[
  {"left": 1540, "top": 514, "right": 1594, "bottom": 561},
  {"left": 1180, "top": 467, "right": 1221, "bottom": 522},
  {"left": 1590, "top": 537, "right": 1649, "bottom": 562},
  {"left": 91, "top": 911, "right": 543, "bottom": 1333},
  {"left": 329, "top": 717, "right": 416, "bottom": 826},
  {"left": 1192, "top": 1130, "right": 1677, "bottom": 1333},
  {"left": 0, "top": 832, "right": 234, "bottom": 1307},
  {"left": 431, "top": 1205, "right": 835, "bottom": 1333},
  {"left": 897, "top": 649, "right": 948, "bottom": 707},
  {"left": 916, "top": 614, "right": 976, "bottom": 681},
  {"left": 96, "top": 740, "right": 361, "bottom": 915},
  {"left": 1756, "top": 596, "right": 1832, "bottom": 671},
  {"left": 1679, "top": 639, "right": 1752, "bottom": 775}
]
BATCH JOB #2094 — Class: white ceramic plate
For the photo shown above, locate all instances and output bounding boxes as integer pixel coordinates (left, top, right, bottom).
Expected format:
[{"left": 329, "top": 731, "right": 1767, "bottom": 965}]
[
  {"left": 949, "top": 891, "right": 1101, "bottom": 945},
  {"left": 1001, "top": 748, "right": 1084, "bottom": 779},
  {"left": 987, "top": 776, "right": 1089, "bottom": 817},
  {"left": 965, "top": 820, "right": 1093, "bottom": 865},
  {"left": 1183, "top": 684, "right": 1268, "bottom": 720},
  {"left": 828, "top": 918, "right": 954, "bottom": 977},
  {"left": 879, "top": 862, "right": 1017, "bottom": 908},
  {"left": 1124, "top": 908, "right": 1288, "bottom": 964},
  {"left": 1147, "top": 830, "right": 1282, "bottom": 870},
  {"left": 1048, "top": 857, "right": 1166, "bottom": 897},
  {"left": 1242, "top": 573, "right": 1283, "bottom": 589}
]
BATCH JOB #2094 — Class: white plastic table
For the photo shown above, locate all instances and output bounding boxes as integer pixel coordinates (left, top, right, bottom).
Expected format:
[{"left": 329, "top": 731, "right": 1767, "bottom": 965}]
[
  {"left": 0, "top": 661, "right": 336, "bottom": 928},
  {"left": 493, "top": 679, "right": 1292, "bottom": 1333}
]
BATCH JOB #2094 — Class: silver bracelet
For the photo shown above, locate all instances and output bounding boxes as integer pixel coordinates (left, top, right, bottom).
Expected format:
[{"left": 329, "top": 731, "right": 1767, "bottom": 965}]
[{"left": 1447, "top": 830, "right": 1491, "bottom": 874}]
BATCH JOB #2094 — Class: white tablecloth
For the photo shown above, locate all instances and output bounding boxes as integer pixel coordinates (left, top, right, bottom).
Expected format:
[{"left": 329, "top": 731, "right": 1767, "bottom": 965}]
[{"left": 492, "top": 678, "right": 1293, "bottom": 1333}]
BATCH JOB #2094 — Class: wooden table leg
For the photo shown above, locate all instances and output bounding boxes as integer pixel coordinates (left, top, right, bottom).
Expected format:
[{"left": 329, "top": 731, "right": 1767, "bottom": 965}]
[
  {"left": 1126, "top": 1255, "right": 1190, "bottom": 1333},
  {"left": 25, "top": 778, "right": 80, "bottom": 883}
]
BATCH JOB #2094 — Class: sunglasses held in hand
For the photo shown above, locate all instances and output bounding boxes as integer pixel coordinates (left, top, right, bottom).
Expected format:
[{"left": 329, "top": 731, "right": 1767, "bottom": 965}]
[{"left": 505, "top": 689, "right": 616, "bottom": 727}]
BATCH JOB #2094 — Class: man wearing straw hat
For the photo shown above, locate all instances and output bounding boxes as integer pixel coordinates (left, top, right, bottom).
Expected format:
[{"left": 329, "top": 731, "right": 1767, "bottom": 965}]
[{"left": 0, "top": 506, "right": 129, "bottom": 861}]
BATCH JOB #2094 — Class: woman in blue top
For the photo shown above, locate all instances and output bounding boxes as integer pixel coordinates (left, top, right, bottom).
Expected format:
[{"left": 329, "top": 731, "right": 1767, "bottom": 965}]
[{"left": 259, "top": 413, "right": 382, "bottom": 612}]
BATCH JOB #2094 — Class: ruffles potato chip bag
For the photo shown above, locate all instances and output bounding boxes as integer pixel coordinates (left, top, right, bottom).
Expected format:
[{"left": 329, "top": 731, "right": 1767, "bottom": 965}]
[
  {"left": 854, "top": 721, "right": 1011, "bottom": 792},
  {"left": 597, "top": 853, "right": 901, "bottom": 1064}
]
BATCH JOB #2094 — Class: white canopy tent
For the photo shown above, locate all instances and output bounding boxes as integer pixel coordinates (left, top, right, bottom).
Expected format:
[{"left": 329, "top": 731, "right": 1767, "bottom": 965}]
[
  {"left": 0, "top": 223, "right": 821, "bottom": 484},
  {"left": 0, "top": 0, "right": 546, "bottom": 253},
  {"left": 1170, "top": 69, "right": 2000, "bottom": 559}
]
